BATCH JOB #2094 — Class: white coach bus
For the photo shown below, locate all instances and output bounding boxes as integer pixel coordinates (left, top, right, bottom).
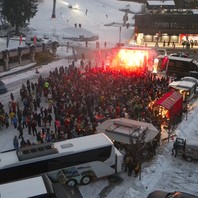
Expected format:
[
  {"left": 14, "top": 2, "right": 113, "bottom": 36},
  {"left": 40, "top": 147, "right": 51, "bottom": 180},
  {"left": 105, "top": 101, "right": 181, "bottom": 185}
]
[
  {"left": 0, "top": 133, "right": 123, "bottom": 186},
  {"left": 0, "top": 174, "right": 83, "bottom": 198}
]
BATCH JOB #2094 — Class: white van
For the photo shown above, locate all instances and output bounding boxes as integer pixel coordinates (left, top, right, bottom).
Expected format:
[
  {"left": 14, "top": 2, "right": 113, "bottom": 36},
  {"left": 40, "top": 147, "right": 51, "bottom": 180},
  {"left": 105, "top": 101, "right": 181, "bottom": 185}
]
[
  {"left": 25, "top": 35, "right": 52, "bottom": 46},
  {"left": 169, "top": 80, "right": 196, "bottom": 102}
]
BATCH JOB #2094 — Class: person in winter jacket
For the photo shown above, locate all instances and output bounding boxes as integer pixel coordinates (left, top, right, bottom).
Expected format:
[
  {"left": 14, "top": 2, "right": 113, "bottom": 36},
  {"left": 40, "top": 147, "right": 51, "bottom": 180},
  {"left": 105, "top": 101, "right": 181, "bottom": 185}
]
[
  {"left": 47, "top": 113, "right": 52, "bottom": 126},
  {"left": 55, "top": 119, "right": 61, "bottom": 131},
  {"left": 26, "top": 139, "right": 32, "bottom": 146},
  {"left": 22, "top": 115, "right": 27, "bottom": 129},
  {"left": 45, "top": 131, "right": 52, "bottom": 142},
  {"left": 20, "top": 138, "right": 26, "bottom": 148},
  {"left": 37, "top": 131, "right": 44, "bottom": 144},
  {"left": 9, "top": 111, "right": 15, "bottom": 123},
  {"left": 172, "top": 140, "right": 179, "bottom": 158},
  {"left": 4, "top": 113, "right": 9, "bottom": 128},
  {"left": 12, "top": 115, "right": 18, "bottom": 128},
  {"left": 134, "top": 161, "right": 140, "bottom": 177},
  {"left": 31, "top": 119, "right": 37, "bottom": 136},
  {"left": 13, "top": 135, "right": 19, "bottom": 149},
  {"left": 18, "top": 124, "right": 23, "bottom": 139}
]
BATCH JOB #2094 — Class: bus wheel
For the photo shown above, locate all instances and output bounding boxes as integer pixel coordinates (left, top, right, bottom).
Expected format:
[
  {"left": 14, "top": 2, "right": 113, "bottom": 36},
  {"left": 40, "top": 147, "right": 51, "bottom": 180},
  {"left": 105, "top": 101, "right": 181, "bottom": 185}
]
[
  {"left": 81, "top": 176, "right": 92, "bottom": 185},
  {"left": 66, "top": 179, "right": 77, "bottom": 187}
]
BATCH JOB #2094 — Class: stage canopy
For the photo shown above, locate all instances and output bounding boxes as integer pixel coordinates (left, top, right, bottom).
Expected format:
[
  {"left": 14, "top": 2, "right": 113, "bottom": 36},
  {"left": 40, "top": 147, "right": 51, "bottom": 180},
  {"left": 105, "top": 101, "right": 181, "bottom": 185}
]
[
  {"left": 96, "top": 118, "right": 159, "bottom": 144},
  {"left": 154, "top": 91, "right": 183, "bottom": 117}
]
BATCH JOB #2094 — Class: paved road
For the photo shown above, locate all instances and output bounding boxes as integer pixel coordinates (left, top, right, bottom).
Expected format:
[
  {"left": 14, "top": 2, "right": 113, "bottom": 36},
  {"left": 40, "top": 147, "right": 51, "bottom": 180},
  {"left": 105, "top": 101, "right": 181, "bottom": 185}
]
[
  {"left": 146, "top": 42, "right": 198, "bottom": 59},
  {"left": 74, "top": 42, "right": 198, "bottom": 61},
  {"left": 1, "top": 42, "right": 198, "bottom": 79}
]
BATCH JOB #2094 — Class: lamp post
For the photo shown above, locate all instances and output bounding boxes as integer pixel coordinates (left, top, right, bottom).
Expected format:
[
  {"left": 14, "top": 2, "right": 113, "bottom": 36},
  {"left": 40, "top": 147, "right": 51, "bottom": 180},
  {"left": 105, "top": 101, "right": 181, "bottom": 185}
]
[
  {"left": 51, "top": 0, "right": 56, "bottom": 18},
  {"left": 184, "top": 93, "right": 188, "bottom": 121},
  {"left": 119, "top": 26, "right": 121, "bottom": 43}
]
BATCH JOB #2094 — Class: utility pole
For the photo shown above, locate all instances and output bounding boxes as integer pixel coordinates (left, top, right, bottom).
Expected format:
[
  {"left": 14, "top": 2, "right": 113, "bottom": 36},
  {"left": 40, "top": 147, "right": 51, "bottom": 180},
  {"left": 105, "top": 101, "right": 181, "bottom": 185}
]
[
  {"left": 51, "top": 0, "right": 56, "bottom": 18},
  {"left": 119, "top": 26, "right": 121, "bottom": 43}
]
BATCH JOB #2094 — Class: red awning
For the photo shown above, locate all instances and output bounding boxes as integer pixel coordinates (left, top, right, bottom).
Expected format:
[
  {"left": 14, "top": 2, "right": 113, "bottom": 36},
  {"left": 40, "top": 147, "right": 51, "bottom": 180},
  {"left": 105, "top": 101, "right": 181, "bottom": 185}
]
[{"left": 154, "top": 91, "right": 183, "bottom": 117}]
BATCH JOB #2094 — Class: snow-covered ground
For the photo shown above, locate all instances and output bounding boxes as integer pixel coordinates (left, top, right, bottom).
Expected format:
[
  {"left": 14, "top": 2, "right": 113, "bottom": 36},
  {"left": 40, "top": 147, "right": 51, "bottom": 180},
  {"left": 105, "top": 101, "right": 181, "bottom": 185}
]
[
  {"left": 0, "top": 0, "right": 141, "bottom": 51},
  {"left": 0, "top": 0, "right": 198, "bottom": 197}
]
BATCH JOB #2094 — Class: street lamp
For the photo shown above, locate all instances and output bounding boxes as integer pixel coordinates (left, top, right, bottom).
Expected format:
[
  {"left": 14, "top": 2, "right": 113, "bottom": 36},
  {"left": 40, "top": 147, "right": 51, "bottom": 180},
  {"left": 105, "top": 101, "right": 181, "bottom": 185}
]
[
  {"left": 51, "top": 0, "right": 56, "bottom": 18},
  {"left": 119, "top": 26, "right": 121, "bottom": 43}
]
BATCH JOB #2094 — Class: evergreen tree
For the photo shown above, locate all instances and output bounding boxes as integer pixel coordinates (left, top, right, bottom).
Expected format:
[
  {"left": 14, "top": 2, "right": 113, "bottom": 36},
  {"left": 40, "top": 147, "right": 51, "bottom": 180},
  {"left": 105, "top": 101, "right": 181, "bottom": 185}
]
[{"left": 1, "top": 0, "right": 38, "bottom": 35}]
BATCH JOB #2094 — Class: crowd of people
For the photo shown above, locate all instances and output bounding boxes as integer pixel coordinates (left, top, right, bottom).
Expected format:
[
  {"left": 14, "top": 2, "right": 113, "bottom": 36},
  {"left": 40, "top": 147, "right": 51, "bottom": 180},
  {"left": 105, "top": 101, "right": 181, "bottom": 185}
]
[{"left": 0, "top": 60, "right": 171, "bottom": 177}]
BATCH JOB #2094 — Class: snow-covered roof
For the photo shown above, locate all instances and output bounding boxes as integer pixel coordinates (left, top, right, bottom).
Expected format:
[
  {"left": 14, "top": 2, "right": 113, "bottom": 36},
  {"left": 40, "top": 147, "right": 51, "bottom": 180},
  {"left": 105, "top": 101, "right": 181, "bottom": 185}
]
[
  {"left": 169, "top": 80, "right": 196, "bottom": 90},
  {"left": 181, "top": 76, "right": 198, "bottom": 85},
  {"left": 186, "top": 138, "right": 198, "bottom": 146},
  {"left": 147, "top": 0, "right": 175, "bottom": 6},
  {"left": 96, "top": 118, "right": 159, "bottom": 144},
  {"left": 158, "top": 55, "right": 194, "bottom": 62}
]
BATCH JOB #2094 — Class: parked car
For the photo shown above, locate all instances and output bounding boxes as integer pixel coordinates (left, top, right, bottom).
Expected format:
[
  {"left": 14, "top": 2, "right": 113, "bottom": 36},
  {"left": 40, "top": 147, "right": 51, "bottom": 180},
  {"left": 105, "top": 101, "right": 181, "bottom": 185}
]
[
  {"left": 25, "top": 35, "right": 52, "bottom": 46},
  {"left": 170, "top": 52, "right": 189, "bottom": 58},
  {"left": 156, "top": 48, "right": 167, "bottom": 56},
  {"left": 182, "top": 138, "right": 198, "bottom": 162},
  {"left": 180, "top": 76, "right": 198, "bottom": 94},
  {"left": 171, "top": 137, "right": 198, "bottom": 162},
  {"left": 188, "top": 71, "right": 198, "bottom": 79},
  {"left": 147, "top": 190, "right": 198, "bottom": 198},
  {"left": 0, "top": 80, "right": 7, "bottom": 94},
  {"left": 180, "top": 76, "right": 198, "bottom": 86}
]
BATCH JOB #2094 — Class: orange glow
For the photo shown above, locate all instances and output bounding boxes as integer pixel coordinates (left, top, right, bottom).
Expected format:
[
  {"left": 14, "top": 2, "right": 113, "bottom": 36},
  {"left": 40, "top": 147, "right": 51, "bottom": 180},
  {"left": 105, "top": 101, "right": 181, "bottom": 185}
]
[
  {"left": 107, "top": 47, "right": 157, "bottom": 71},
  {"left": 117, "top": 49, "right": 146, "bottom": 67},
  {"left": 153, "top": 58, "right": 159, "bottom": 73}
]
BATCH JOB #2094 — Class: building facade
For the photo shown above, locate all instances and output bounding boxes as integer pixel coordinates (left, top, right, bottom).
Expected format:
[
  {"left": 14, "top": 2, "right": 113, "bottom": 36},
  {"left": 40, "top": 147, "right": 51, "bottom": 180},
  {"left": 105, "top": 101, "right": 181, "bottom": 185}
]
[{"left": 134, "top": 13, "right": 198, "bottom": 45}]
